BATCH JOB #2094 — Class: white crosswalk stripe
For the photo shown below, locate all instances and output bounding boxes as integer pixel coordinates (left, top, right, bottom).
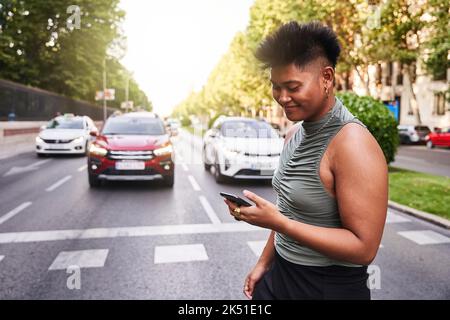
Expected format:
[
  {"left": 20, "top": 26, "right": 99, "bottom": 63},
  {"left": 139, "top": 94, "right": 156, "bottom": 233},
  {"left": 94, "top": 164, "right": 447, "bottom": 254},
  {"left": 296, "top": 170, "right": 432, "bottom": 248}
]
[
  {"left": 397, "top": 230, "right": 450, "bottom": 245},
  {"left": 247, "top": 241, "right": 266, "bottom": 257},
  {"left": 154, "top": 244, "right": 208, "bottom": 264},
  {"left": 48, "top": 249, "right": 109, "bottom": 270},
  {"left": 0, "top": 255, "right": 4, "bottom": 262}
]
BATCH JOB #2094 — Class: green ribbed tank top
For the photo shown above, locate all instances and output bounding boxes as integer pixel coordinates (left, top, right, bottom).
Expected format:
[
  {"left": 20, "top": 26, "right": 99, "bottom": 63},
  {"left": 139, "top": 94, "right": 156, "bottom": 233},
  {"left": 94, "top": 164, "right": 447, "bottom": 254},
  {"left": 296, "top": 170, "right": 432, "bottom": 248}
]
[{"left": 272, "top": 97, "right": 366, "bottom": 267}]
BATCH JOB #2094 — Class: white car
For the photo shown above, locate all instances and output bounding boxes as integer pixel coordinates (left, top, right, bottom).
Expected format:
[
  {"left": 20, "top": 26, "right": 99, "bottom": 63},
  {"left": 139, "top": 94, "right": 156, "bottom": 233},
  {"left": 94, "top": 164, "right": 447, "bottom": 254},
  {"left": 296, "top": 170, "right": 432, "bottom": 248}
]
[
  {"left": 35, "top": 114, "right": 98, "bottom": 157},
  {"left": 202, "top": 117, "right": 284, "bottom": 183}
]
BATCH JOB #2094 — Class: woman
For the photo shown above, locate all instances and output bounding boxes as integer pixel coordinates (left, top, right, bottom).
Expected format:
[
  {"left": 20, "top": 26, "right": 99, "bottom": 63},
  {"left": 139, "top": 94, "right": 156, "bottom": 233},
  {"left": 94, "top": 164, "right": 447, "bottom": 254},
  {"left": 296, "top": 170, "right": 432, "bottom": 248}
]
[{"left": 224, "top": 21, "right": 388, "bottom": 300}]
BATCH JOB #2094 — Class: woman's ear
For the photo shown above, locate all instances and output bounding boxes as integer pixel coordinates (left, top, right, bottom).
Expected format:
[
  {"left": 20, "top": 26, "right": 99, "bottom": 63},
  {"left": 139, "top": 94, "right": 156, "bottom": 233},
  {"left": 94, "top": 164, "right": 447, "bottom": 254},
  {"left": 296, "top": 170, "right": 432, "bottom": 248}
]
[{"left": 322, "top": 66, "right": 335, "bottom": 87}]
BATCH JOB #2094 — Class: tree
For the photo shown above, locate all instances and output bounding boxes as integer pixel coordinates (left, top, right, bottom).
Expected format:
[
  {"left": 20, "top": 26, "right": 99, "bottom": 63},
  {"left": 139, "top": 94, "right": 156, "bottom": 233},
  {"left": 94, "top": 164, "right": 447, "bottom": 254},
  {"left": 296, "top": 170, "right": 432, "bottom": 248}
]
[{"left": 422, "top": 0, "right": 450, "bottom": 81}]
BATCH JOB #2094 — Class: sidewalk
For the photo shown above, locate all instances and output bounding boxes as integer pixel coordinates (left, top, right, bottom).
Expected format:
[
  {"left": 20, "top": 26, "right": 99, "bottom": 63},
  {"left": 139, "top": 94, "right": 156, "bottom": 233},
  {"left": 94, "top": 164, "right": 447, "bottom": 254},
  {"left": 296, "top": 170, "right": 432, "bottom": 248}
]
[
  {"left": 388, "top": 201, "right": 450, "bottom": 229},
  {"left": 0, "top": 121, "right": 45, "bottom": 160}
]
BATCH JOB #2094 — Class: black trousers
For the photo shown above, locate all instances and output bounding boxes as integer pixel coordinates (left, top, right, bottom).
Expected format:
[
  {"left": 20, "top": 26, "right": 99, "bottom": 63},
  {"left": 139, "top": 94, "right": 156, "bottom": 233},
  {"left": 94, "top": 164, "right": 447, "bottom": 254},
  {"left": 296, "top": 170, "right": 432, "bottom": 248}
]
[{"left": 253, "top": 251, "right": 370, "bottom": 300}]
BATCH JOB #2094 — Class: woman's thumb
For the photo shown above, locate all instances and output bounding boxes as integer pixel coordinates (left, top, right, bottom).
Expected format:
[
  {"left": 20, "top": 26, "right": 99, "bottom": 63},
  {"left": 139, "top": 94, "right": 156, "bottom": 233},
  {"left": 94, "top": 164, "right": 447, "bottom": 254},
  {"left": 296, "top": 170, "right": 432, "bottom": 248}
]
[{"left": 243, "top": 190, "right": 264, "bottom": 206}]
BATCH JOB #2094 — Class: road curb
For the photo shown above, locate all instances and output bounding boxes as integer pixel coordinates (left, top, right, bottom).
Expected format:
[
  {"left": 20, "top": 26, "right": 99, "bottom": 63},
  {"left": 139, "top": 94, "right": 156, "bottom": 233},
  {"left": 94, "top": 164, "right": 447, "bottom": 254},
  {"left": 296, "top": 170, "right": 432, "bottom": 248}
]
[{"left": 388, "top": 200, "right": 450, "bottom": 229}]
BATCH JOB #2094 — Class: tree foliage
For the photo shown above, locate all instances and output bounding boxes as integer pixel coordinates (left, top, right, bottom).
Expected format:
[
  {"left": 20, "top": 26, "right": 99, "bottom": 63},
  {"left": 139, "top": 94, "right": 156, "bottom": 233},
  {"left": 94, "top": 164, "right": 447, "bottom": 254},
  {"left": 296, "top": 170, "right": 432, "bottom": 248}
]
[{"left": 0, "top": 0, "right": 151, "bottom": 109}]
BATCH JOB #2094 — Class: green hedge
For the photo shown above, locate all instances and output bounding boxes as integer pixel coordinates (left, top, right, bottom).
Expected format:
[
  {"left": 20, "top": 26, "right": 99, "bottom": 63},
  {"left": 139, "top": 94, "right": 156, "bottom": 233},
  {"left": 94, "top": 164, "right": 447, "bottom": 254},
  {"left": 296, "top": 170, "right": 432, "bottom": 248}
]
[
  {"left": 337, "top": 92, "right": 399, "bottom": 164},
  {"left": 180, "top": 115, "right": 191, "bottom": 127}
]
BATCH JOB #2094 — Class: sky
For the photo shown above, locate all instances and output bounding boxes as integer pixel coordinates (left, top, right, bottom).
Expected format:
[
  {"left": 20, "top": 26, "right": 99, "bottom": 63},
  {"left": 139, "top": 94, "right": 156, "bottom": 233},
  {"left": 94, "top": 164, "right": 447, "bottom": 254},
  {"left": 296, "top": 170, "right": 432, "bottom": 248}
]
[{"left": 119, "top": 0, "right": 254, "bottom": 116}]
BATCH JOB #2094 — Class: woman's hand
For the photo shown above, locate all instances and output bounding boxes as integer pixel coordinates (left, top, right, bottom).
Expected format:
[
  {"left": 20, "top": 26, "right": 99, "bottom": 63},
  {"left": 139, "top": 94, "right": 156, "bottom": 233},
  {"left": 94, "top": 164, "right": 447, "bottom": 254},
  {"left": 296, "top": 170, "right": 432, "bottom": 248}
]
[
  {"left": 243, "top": 262, "right": 270, "bottom": 299},
  {"left": 224, "top": 190, "right": 286, "bottom": 231}
]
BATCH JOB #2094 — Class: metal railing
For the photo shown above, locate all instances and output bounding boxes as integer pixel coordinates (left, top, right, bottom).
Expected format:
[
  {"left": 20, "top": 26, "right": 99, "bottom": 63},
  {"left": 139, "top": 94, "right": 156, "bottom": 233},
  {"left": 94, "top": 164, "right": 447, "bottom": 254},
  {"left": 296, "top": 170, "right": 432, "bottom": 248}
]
[{"left": 0, "top": 79, "right": 115, "bottom": 121}]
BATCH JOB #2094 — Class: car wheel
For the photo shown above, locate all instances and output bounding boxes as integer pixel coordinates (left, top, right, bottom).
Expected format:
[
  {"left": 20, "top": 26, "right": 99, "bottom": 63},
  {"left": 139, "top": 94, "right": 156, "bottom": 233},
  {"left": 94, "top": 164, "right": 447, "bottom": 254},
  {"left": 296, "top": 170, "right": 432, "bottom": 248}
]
[
  {"left": 426, "top": 140, "right": 434, "bottom": 149},
  {"left": 214, "top": 160, "right": 226, "bottom": 184},
  {"left": 203, "top": 148, "right": 211, "bottom": 171},
  {"left": 88, "top": 173, "right": 101, "bottom": 187},
  {"left": 163, "top": 175, "right": 174, "bottom": 188},
  {"left": 84, "top": 141, "right": 89, "bottom": 156}
]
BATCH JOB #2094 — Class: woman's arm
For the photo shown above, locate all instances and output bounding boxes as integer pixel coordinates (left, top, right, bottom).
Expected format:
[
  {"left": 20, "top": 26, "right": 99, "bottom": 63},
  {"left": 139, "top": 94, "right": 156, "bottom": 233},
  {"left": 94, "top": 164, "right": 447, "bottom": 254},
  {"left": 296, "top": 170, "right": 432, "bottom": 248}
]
[
  {"left": 279, "top": 123, "right": 388, "bottom": 265},
  {"left": 256, "top": 230, "right": 276, "bottom": 268}
]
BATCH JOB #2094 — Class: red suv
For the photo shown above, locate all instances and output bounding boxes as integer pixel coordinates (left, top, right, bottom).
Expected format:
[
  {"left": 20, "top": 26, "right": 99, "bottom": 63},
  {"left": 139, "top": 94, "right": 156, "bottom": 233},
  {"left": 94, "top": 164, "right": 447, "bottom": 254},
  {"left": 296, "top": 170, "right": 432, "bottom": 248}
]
[{"left": 87, "top": 112, "right": 174, "bottom": 187}]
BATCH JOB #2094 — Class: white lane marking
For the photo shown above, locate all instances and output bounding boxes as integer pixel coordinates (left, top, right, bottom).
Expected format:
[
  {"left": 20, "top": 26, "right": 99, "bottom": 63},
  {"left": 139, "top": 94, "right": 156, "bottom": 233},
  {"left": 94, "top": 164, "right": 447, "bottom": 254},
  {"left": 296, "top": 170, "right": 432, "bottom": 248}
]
[
  {"left": 247, "top": 241, "right": 266, "bottom": 257},
  {"left": 32, "top": 159, "right": 53, "bottom": 167},
  {"left": 397, "top": 230, "right": 450, "bottom": 245},
  {"left": 0, "top": 255, "right": 4, "bottom": 262},
  {"left": 379, "top": 244, "right": 384, "bottom": 248},
  {"left": 175, "top": 151, "right": 184, "bottom": 161},
  {"left": 45, "top": 175, "right": 72, "bottom": 192},
  {"left": 0, "top": 223, "right": 264, "bottom": 244},
  {"left": 154, "top": 244, "right": 208, "bottom": 264},
  {"left": 3, "top": 159, "right": 52, "bottom": 177},
  {"left": 199, "top": 196, "right": 221, "bottom": 225},
  {"left": 48, "top": 249, "right": 109, "bottom": 270},
  {"left": 182, "top": 163, "right": 189, "bottom": 172},
  {"left": 0, "top": 202, "right": 32, "bottom": 225},
  {"left": 386, "top": 211, "right": 411, "bottom": 224},
  {"left": 188, "top": 175, "right": 201, "bottom": 191},
  {"left": 77, "top": 165, "right": 88, "bottom": 172}
]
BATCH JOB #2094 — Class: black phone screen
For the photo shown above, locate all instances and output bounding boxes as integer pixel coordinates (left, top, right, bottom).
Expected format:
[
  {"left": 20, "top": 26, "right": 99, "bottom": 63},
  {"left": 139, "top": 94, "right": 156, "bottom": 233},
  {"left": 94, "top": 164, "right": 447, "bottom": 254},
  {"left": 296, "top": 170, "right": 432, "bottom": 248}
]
[{"left": 220, "top": 192, "right": 252, "bottom": 207}]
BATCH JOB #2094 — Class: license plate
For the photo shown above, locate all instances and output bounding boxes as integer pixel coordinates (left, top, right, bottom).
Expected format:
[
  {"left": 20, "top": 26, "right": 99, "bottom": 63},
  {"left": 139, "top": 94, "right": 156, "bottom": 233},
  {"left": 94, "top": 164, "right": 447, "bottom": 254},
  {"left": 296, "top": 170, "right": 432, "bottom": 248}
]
[
  {"left": 251, "top": 162, "right": 272, "bottom": 170},
  {"left": 115, "top": 161, "right": 145, "bottom": 170},
  {"left": 47, "top": 144, "right": 66, "bottom": 149}
]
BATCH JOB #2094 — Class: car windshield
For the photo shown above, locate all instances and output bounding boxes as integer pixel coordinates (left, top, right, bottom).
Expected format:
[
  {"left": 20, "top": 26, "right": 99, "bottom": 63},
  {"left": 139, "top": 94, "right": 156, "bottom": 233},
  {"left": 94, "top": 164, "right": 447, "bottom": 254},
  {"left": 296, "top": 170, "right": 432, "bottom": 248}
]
[
  {"left": 221, "top": 120, "right": 279, "bottom": 138},
  {"left": 46, "top": 118, "right": 84, "bottom": 129},
  {"left": 415, "top": 126, "right": 430, "bottom": 132},
  {"left": 102, "top": 117, "right": 165, "bottom": 135}
]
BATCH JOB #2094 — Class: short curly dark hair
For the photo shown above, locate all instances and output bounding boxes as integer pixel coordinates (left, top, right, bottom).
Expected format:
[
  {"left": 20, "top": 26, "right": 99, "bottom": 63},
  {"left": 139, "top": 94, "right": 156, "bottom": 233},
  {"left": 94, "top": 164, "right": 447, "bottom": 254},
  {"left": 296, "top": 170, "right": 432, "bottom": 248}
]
[{"left": 255, "top": 21, "right": 341, "bottom": 70}]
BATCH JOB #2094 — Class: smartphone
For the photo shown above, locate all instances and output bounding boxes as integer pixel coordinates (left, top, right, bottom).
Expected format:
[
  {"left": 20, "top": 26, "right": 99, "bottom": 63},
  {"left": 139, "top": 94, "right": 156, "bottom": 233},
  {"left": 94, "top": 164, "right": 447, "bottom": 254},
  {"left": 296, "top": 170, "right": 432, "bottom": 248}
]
[{"left": 220, "top": 192, "right": 253, "bottom": 207}]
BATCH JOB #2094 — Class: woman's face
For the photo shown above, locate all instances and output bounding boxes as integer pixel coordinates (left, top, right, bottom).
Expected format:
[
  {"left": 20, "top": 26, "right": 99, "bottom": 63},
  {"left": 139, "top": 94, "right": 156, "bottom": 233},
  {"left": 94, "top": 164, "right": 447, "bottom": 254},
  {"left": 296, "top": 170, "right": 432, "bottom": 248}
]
[{"left": 271, "top": 62, "right": 329, "bottom": 122}]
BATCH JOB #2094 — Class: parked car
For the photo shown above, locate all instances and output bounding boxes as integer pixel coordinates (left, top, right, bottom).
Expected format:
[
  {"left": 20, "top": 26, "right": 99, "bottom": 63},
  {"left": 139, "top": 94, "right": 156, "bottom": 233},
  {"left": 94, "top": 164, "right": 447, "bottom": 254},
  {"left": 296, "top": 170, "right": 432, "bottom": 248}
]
[
  {"left": 87, "top": 112, "right": 174, "bottom": 187},
  {"left": 425, "top": 127, "right": 450, "bottom": 149},
  {"left": 35, "top": 114, "right": 98, "bottom": 157},
  {"left": 202, "top": 117, "right": 283, "bottom": 183},
  {"left": 398, "top": 125, "right": 431, "bottom": 144},
  {"left": 165, "top": 118, "right": 181, "bottom": 136}
]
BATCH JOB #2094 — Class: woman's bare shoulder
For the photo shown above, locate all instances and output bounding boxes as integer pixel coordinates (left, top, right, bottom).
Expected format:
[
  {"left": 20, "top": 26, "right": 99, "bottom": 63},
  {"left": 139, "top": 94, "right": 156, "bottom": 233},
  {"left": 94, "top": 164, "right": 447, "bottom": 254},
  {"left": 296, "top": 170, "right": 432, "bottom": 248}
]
[
  {"left": 284, "top": 123, "right": 301, "bottom": 145},
  {"left": 331, "top": 122, "right": 386, "bottom": 171}
]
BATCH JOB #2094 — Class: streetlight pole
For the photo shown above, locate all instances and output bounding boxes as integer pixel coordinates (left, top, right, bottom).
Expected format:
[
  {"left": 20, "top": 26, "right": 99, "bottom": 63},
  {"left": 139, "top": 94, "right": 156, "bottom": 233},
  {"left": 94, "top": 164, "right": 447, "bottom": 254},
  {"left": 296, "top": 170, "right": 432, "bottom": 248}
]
[
  {"left": 125, "top": 73, "right": 129, "bottom": 113},
  {"left": 103, "top": 58, "right": 107, "bottom": 122}
]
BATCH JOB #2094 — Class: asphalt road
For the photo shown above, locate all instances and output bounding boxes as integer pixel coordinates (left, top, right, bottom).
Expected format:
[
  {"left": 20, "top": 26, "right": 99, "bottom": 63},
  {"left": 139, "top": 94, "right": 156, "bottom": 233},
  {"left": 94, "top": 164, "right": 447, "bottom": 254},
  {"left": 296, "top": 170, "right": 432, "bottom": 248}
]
[
  {"left": 0, "top": 131, "right": 449, "bottom": 299},
  {"left": 391, "top": 145, "right": 450, "bottom": 177}
]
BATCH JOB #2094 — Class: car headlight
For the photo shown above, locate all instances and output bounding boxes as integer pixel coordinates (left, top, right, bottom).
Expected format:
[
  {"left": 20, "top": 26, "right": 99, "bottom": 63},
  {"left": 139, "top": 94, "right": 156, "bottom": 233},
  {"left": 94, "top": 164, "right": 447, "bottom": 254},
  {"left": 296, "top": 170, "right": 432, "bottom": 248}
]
[
  {"left": 35, "top": 136, "right": 44, "bottom": 143},
  {"left": 72, "top": 136, "right": 84, "bottom": 144},
  {"left": 89, "top": 144, "right": 107, "bottom": 157},
  {"left": 223, "top": 149, "right": 241, "bottom": 158},
  {"left": 154, "top": 144, "right": 173, "bottom": 156}
]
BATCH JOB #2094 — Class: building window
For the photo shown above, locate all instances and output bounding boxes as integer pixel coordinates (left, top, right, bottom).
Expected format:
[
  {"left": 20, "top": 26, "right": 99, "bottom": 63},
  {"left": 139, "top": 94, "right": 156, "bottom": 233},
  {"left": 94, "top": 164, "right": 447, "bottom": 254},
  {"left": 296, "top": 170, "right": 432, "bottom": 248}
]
[
  {"left": 375, "top": 63, "right": 382, "bottom": 85},
  {"left": 385, "top": 62, "right": 393, "bottom": 86},
  {"left": 434, "top": 92, "right": 446, "bottom": 116},
  {"left": 397, "top": 66, "right": 403, "bottom": 85}
]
